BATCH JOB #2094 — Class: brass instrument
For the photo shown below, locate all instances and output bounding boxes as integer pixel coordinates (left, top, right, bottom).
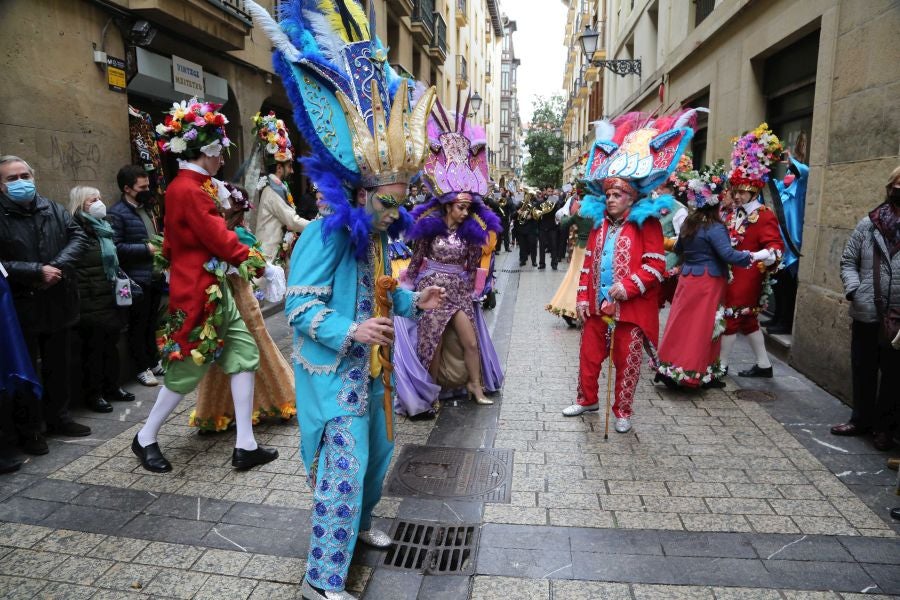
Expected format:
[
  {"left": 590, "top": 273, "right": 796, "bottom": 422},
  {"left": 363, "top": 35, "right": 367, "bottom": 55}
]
[
  {"left": 516, "top": 201, "right": 533, "bottom": 224},
  {"left": 533, "top": 198, "right": 554, "bottom": 220}
]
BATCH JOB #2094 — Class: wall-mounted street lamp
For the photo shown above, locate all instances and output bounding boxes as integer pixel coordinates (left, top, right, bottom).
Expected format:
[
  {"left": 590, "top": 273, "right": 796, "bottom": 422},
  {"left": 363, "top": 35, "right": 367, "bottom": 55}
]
[
  {"left": 579, "top": 24, "right": 640, "bottom": 78},
  {"left": 469, "top": 91, "right": 483, "bottom": 117}
]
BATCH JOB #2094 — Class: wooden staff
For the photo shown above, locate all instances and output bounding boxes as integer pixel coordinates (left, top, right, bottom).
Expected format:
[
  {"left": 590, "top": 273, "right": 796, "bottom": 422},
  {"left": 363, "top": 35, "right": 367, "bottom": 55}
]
[{"left": 375, "top": 275, "right": 399, "bottom": 441}]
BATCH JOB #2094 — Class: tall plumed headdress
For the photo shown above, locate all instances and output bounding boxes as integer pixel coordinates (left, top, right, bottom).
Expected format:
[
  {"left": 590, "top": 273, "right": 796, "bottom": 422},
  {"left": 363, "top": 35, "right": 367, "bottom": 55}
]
[
  {"left": 421, "top": 98, "right": 490, "bottom": 202},
  {"left": 728, "top": 122, "right": 783, "bottom": 193},
  {"left": 579, "top": 109, "right": 700, "bottom": 227},
  {"left": 406, "top": 96, "right": 501, "bottom": 246},
  {"left": 244, "top": 0, "right": 436, "bottom": 257}
]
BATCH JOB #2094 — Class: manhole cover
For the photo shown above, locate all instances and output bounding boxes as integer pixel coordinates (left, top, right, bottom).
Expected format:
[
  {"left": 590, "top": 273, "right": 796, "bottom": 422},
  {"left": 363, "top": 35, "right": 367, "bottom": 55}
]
[
  {"left": 735, "top": 389, "right": 776, "bottom": 401},
  {"left": 386, "top": 445, "right": 513, "bottom": 503},
  {"left": 501, "top": 268, "right": 521, "bottom": 273},
  {"left": 382, "top": 519, "right": 479, "bottom": 575}
]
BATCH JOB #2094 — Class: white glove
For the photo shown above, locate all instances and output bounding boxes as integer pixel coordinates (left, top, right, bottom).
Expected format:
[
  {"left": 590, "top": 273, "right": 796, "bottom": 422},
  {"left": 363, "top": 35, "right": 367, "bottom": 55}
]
[
  {"left": 749, "top": 249, "right": 770, "bottom": 263},
  {"left": 263, "top": 264, "right": 286, "bottom": 303}
]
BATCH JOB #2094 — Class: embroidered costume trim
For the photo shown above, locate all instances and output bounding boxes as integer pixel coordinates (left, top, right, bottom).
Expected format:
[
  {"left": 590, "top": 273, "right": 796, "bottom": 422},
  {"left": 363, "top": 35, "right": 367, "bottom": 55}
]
[
  {"left": 642, "top": 252, "right": 666, "bottom": 261},
  {"left": 286, "top": 298, "right": 326, "bottom": 325},
  {"left": 310, "top": 308, "right": 335, "bottom": 342},
  {"left": 307, "top": 416, "right": 361, "bottom": 591},
  {"left": 642, "top": 264, "right": 664, "bottom": 282},
  {"left": 288, "top": 285, "right": 333, "bottom": 300},
  {"left": 630, "top": 273, "right": 646, "bottom": 295}
]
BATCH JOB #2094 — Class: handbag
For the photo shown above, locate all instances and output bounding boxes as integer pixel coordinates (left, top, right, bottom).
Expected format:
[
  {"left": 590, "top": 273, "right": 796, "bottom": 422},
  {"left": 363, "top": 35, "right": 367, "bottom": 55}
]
[
  {"left": 872, "top": 249, "right": 900, "bottom": 348},
  {"left": 114, "top": 270, "right": 143, "bottom": 307}
]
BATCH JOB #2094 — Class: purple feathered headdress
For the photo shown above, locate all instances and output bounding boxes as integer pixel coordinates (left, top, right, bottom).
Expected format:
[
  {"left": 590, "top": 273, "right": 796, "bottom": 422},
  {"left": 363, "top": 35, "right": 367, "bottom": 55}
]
[{"left": 406, "top": 93, "right": 500, "bottom": 246}]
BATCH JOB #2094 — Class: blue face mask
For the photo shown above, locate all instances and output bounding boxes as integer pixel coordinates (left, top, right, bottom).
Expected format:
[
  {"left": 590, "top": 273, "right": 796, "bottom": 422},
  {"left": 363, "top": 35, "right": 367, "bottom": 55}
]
[{"left": 4, "top": 179, "right": 36, "bottom": 203}]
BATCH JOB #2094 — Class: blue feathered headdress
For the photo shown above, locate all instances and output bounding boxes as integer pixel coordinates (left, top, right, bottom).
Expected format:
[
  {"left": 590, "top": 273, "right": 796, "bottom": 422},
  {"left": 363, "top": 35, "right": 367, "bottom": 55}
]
[{"left": 245, "top": 0, "right": 435, "bottom": 259}]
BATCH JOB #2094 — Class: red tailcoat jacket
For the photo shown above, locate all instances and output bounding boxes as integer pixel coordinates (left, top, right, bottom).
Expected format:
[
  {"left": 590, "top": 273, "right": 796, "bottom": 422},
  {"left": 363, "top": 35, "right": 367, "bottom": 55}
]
[
  {"left": 162, "top": 169, "right": 250, "bottom": 354},
  {"left": 724, "top": 203, "right": 784, "bottom": 312},
  {"left": 577, "top": 213, "right": 667, "bottom": 347}
]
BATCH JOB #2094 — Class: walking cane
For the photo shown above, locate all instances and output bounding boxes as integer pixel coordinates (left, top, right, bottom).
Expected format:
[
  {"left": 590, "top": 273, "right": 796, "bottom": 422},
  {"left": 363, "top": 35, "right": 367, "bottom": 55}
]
[
  {"left": 602, "top": 316, "right": 616, "bottom": 441},
  {"left": 375, "top": 276, "right": 399, "bottom": 442}
]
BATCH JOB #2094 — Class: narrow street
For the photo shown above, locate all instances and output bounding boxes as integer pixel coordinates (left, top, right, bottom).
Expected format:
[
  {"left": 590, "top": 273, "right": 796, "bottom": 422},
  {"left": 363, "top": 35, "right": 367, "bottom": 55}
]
[{"left": 0, "top": 250, "right": 897, "bottom": 599}]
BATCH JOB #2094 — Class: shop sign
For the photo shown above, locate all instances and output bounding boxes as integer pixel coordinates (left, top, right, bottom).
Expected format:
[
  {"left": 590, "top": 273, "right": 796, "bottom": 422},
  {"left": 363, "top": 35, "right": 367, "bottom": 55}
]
[
  {"left": 172, "top": 55, "right": 205, "bottom": 97},
  {"left": 107, "top": 56, "right": 126, "bottom": 93}
]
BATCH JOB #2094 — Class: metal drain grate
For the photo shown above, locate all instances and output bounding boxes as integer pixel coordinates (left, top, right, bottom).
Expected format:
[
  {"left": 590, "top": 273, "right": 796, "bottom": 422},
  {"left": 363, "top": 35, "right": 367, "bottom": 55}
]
[
  {"left": 386, "top": 445, "right": 514, "bottom": 503},
  {"left": 500, "top": 268, "right": 521, "bottom": 273},
  {"left": 382, "top": 519, "right": 479, "bottom": 575},
  {"left": 735, "top": 389, "right": 776, "bottom": 402}
]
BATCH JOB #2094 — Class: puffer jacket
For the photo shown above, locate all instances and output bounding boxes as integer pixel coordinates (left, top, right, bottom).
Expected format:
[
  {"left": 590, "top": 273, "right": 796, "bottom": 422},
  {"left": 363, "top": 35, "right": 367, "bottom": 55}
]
[
  {"left": 107, "top": 198, "right": 156, "bottom": 286},
  {"left": 0, "top": 192, "right": 88, "bottom": 332},
  {"left": 72, "top": 212, "right": 122, "bottom": 327},
  {"left": 840, "top": 206, "right": 900, "bottom": 323}
]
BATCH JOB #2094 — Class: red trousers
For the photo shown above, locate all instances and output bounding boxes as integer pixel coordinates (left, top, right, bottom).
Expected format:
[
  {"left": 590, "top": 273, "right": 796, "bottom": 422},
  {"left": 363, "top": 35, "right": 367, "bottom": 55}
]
[
  {"left": 577, "top": 317, "right": 643, "bottom": 419},
  {"left": 724, "top": 313, "right": 760, "bottom": 335}
]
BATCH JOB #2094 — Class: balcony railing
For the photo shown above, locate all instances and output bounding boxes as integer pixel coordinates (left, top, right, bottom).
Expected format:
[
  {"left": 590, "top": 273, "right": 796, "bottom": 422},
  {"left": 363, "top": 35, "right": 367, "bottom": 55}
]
[
  {"left": 208, "top": 0, "right": 252, "bottom": 26},
  {"left": 456, "top": 55, "right": 468, "bottom": 88},
  {"left": 410, "top": 0, "right": 435, "bottom": 45},
  {"left": 456, "top": 0, "right": 468, "bottom": 27},
  {"left": 428, "top": 13, "right": 447, "bottom": 64}
]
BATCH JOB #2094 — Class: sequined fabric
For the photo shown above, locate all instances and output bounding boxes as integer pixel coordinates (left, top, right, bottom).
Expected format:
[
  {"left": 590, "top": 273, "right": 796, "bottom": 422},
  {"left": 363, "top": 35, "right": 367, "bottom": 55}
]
[{"left": 412, "top": 232, "right": 481, "bottom": 370}]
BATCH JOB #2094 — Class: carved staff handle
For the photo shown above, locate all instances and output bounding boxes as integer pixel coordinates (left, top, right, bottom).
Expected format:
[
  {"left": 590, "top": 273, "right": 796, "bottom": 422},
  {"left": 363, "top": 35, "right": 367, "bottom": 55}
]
[{"left": 375, "top": 275, "right": 399, "bottom": 442}]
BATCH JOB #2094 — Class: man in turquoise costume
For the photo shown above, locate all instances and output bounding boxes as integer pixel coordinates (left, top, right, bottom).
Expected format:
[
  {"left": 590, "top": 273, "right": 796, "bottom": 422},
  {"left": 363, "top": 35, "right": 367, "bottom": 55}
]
[{"left": 245, "top": 2, "right": 444, "bottom": 598}]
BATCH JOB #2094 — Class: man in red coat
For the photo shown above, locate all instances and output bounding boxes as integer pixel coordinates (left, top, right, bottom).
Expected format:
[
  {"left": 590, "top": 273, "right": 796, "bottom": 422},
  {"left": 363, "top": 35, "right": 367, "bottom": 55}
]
[
  {"left": 131, "top": 99, "right": 277, "bottom": 473},
  {"left": 563, "top": 178, "right": 668, "bottom": 433},
  {"left": 720, "top": 125, "right": 786, "bottom": 378}
]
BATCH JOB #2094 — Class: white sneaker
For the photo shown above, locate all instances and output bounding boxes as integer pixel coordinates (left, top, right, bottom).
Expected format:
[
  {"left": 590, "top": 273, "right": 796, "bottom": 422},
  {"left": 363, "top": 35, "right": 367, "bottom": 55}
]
[
  {"left": 358, "top": 528, "right": 392, "bottom": 548},
  {"left": 301, "top": 578, "right": 357, "bottom": 599},
  {"left": 150, "top": 362, "right": 165, "bottom": 376},
  {"left": 562, "top": 403, "right": 599, "bottom": 417},
  {"left": 614, "top": 417, "right": 632, "bottom": 433},
  {"left": 136, "top": 369, "right": 158, "bottom": 387}
]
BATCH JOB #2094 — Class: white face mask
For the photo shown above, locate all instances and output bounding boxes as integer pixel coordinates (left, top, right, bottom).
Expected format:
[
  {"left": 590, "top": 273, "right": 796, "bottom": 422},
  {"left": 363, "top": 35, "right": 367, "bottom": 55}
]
[{"left": 87, "top": 201, "right": 107, "bottom": 219}]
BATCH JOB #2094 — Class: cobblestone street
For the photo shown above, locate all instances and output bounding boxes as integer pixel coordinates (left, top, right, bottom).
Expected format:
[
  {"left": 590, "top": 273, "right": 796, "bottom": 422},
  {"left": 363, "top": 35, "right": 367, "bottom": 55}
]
[{"left": 0, "top": 251, "right": 898, "bottom": 599}]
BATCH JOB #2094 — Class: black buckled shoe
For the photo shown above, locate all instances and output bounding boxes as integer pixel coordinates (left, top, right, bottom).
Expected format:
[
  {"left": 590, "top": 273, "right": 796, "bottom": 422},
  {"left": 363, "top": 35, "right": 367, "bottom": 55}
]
[
  {"left": 87, "top": 396, "right": 114, "bottom": 413},
  {"left": 0, "top": 455, "right": 23, "bottom": 474},
  {"left": 131, "top": 435, "right": 172, "bottom": 473},
  {"left": 104, "top": 388, "right": 136, "bottom": 402},
  {"left": 232, "top": 446, "right": 278, "bottom": 470},
  {"left": 19, "top": 431, "right": 48, "bottom": 456},
  {"left": 737, "top": 365, "right": 773, "bottom": 378}
]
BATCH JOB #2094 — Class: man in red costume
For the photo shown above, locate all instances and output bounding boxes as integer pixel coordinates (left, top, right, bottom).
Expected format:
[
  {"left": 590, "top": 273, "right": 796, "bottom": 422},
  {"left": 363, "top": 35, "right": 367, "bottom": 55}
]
[
  {"left": 720, "top": 125, "right": 785, "bottom": 378},
  {"left": 563, "top": 178, "right": 668, "bottom": 433},
  {"left": 131, "top": 99, "right": 277, "bottom": 473}
]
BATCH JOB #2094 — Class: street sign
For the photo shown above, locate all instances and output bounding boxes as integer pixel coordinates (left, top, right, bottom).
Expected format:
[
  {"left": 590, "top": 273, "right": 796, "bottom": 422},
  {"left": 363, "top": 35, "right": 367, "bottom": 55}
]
[
  {"left": 172, "top": 55, "right": 205, "bottom": 98},
  {"left": 107, "top": 56, "right": 126, "bottom": 93}
]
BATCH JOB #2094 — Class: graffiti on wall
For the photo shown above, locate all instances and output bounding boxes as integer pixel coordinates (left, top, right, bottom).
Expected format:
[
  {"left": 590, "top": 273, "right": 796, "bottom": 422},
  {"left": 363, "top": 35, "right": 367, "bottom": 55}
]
[{"left": 50, "top": 136, "right": 101, "bottom": 180}]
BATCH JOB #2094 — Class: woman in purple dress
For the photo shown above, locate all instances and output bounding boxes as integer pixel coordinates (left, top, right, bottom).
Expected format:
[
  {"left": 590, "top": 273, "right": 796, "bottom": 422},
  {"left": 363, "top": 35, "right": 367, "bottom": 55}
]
[{"left": 393, "top": 101, "right": 503, "bottom": 417}]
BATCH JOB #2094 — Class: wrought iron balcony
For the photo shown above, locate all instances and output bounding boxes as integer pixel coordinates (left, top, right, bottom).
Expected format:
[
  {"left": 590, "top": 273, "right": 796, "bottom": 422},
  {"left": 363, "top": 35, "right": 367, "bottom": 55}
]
[
  {"left": 456, "top": 0, "right": 468, "bottom": 27},
  {"left": 456, "top": 55, "right": 468, "bottom": 89},
  {"left": 394, "top": 0, "right": 415, "bottom": 18},
  {"left": 429, "top": 13, "right": 447, "bottom": 65},
  {"left": 485, "top": 62, "right": 492, "bottom": 83},
  {"left": 410, "top": 0, "right": 436, "bottom": 46}
]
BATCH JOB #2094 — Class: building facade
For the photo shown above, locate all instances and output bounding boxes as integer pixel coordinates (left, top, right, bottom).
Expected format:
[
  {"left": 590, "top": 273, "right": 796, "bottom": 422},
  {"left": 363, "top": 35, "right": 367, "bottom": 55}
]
[
  {"left": 495, "top": 15, "right": 523, "bottom": 189},
  {"left": 0, "top": 0, "right": 503, "bottom": 205},
  {"left": 561, "top": 0, "right": 606, "bottom": 182},
  {"left": 601, "top": 0, "right": 900, "bottom": 402}
]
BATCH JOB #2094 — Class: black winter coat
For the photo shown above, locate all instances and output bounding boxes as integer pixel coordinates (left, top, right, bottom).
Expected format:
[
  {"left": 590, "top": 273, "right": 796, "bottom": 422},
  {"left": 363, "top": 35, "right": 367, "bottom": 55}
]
[
  {"left": 107, "top": 198, "right": 156, "bottom": 286},
  {"left": 0, "top": 192, "right": 88, "bottom": 332},
  {"left": 72, "top": 213, "right": 123, "bottom": 328}
]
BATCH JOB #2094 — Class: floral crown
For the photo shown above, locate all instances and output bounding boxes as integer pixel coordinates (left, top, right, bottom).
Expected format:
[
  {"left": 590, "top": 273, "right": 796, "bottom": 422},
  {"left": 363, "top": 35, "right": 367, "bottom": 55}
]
[
  {"left": 252, "top": 111, "right": 293, "bottom": 166},
  {"left": 680, "top": 160, "right": 728, "bottom": 209},
  {"left": 222, "top": 182, "right": 253, "bottom": 212},
  {"left": 729, "top": 122, "right": 783, "bottom": 192},
  {"left": 156, "top": 98, "right": 232, "bottom": 159},
  {"left": 668, "top": 152, "right": 694, "bottom": 196}
]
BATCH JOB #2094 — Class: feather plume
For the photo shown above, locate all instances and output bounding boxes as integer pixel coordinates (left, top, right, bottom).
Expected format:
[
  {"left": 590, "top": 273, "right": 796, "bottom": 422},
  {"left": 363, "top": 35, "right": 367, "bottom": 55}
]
[
  {"left": 674, "top": 107, "right": 708, "bottom": 130},
  {"left": 343, "top": 0, "right": 370, "bottom": 40},
  {"left": 245, "top": 0, "right": 301, "bottom": 62},
  {"left": 302, "top": 8, "right": 347, "bottom": 61},
  {"left": 592, "top": 120, "right": 614, "bottom": 141}
]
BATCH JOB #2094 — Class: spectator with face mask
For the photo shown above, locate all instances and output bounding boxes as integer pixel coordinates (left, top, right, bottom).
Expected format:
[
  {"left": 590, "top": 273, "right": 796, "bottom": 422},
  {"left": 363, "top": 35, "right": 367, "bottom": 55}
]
[
  {"left": 108, "top": 165, "right": 164, "bottom": 387},
  {"left": 0, "top": 155, "right": 91, "bottom": 452},
  {"left": 68, "top": 186, "right": 134, "bottom": 413}
]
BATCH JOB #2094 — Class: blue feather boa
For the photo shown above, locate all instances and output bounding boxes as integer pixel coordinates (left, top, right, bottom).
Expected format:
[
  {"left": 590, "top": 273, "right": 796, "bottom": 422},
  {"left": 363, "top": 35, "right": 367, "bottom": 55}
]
[{"left": 580, "top": 193, "right": 676, "bottom": 229}]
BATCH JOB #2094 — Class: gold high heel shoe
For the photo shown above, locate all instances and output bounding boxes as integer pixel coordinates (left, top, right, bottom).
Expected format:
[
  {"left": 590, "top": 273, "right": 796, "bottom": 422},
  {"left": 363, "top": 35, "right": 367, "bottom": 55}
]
[{"left": 466, "top": 384, "right": 493, "bottom": 405}]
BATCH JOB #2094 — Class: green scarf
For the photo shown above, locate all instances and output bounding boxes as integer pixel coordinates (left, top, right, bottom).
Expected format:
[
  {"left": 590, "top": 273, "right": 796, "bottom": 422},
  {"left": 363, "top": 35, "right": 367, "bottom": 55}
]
[{"left": 81, "top": 212, "right": 119, "bottom": 282}]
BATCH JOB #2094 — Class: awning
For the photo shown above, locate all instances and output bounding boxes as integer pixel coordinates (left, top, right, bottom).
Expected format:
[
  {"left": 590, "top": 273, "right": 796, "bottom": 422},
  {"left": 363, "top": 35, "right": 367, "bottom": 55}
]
[{"left": 127, "top": 47, "right": 228, "bottom": 105}]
